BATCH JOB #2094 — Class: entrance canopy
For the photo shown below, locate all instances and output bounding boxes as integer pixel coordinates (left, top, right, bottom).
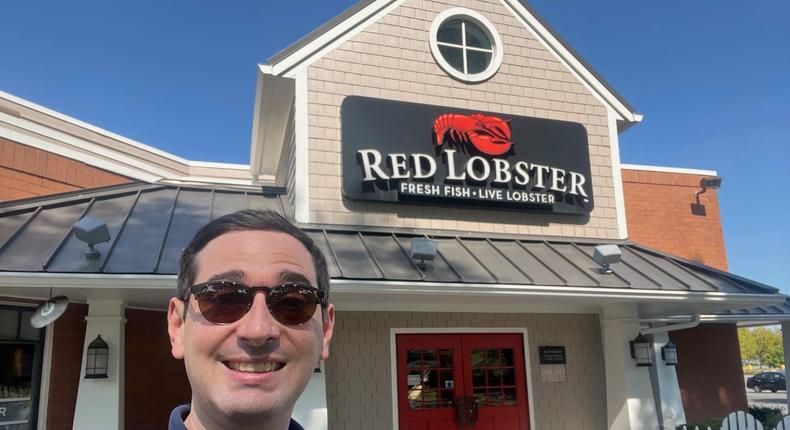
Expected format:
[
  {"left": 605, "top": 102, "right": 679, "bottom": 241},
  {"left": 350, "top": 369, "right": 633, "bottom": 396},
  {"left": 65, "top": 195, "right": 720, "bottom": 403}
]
[{"left": 0, "top": 183, "right": 783, "bottom": 317}]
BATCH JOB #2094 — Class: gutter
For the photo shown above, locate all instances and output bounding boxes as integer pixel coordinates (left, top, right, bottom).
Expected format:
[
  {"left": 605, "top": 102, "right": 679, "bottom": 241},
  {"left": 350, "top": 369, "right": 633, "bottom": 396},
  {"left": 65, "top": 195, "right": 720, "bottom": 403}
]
[{"left": 640, "top": 315, "right": 701, "bottom": 335}]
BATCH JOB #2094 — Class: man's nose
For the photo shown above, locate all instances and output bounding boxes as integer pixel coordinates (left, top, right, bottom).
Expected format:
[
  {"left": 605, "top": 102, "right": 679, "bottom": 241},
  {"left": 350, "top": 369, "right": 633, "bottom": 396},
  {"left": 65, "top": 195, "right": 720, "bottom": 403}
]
[{"left": 235, "top": 292, "right": 281, "bottom": 348}]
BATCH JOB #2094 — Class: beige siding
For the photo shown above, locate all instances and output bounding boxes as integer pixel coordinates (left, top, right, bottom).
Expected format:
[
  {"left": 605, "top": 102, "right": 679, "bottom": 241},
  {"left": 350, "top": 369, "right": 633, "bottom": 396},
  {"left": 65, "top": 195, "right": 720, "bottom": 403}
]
[
  {"left": 306, "top": 0, "right": 618, "bottom": 238},
  {"left": 326, "top": 311, "right": 606, "bottom": 430}
]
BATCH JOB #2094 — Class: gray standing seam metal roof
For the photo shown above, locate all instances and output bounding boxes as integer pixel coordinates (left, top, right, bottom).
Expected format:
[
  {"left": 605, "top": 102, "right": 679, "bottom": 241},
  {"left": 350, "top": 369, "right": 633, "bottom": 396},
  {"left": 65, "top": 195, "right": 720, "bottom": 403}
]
[
  {"left": 0, "top": 182, "right": 776, "bottom": 298},
  {"left": 714, "top": 298, "right": 790, "bottom": 317},
  {"left": 264, "top": 0, "right": 638, "bottom": 115}
]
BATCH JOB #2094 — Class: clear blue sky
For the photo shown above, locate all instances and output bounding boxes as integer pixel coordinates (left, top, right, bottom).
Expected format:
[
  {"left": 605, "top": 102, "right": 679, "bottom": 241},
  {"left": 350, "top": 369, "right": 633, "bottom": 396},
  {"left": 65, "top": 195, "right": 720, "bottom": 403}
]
[{"left": 1, "top": 1, "right": 788, "bottom": 291}]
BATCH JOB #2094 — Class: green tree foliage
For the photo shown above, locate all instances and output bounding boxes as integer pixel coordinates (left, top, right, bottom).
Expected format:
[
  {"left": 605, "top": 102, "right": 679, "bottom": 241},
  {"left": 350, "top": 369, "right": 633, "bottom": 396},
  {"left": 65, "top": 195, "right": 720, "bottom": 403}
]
[{"left": 739, "top": 326, "right": 784, "bottom": 368}]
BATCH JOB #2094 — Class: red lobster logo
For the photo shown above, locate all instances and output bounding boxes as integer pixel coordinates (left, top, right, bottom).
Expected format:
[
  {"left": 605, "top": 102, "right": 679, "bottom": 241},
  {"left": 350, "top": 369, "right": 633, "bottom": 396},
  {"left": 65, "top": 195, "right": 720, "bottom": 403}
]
[{"left": 433, "top": 113, "right": 513, "bottom": 156}]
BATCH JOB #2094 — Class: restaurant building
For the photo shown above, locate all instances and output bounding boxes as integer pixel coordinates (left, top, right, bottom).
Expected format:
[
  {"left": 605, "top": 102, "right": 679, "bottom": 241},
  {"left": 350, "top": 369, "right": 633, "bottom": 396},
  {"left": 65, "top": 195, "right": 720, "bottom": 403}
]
[{"left": 0, "top": 0, "right": 785, "bottom": 429}]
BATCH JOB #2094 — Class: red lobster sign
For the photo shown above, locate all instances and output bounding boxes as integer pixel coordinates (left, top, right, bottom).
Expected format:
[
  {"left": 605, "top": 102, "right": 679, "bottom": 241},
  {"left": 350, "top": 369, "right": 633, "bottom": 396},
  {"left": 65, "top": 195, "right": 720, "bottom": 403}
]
[{"left": 433, "top": 113, "right": 513, "bottom": 156}]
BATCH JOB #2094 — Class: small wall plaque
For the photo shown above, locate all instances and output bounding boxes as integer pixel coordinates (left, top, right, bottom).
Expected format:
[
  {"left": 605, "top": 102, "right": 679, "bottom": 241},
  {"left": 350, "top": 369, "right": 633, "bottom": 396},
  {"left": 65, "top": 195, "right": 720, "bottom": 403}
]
[{"left": 539, "top": 346, "right": 566, "bottom": 365}]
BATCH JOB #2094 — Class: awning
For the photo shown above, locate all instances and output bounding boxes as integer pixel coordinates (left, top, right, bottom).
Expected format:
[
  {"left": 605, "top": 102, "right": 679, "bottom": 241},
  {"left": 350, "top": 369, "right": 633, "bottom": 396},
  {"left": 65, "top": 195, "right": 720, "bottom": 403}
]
[{"left": 0, "top": 182, "right": 782, "bottom": 316}]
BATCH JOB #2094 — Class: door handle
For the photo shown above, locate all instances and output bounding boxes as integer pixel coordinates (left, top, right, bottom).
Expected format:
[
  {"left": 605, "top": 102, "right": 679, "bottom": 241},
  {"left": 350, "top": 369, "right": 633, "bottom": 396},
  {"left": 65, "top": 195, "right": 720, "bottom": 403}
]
[
  {"left": 454, "top": 396, "right": 478, "bottom": 428},
  {"left": 455, "top": 397, "right": 466, "bottom": 428}
]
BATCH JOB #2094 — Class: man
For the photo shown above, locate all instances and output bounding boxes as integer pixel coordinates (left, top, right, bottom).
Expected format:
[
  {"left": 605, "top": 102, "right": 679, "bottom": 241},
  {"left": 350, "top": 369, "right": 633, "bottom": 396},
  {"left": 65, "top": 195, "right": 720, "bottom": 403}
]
[{"left": 167, "top": 209, "right": 335, "bottom": 430}]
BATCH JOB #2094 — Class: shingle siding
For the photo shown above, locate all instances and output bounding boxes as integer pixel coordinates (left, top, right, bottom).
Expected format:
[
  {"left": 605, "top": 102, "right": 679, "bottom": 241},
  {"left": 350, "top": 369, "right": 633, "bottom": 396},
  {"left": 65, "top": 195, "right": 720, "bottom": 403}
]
[
  {"left": 326, "top": 311, "right": 607, "bottom": 430},
  {"left": 305, "top": 0, "right": 619, "bottom": 239}
]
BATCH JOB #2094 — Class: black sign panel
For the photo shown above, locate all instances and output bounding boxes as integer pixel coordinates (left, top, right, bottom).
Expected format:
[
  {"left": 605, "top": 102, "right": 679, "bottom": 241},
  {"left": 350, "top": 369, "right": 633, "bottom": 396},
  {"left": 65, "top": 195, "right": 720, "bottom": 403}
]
[
  {"left": 539, "top": 346, "right": 567, "bottom": 365},
  {"left": 341, "top": 96, "right": 594, "bottom": 214}
]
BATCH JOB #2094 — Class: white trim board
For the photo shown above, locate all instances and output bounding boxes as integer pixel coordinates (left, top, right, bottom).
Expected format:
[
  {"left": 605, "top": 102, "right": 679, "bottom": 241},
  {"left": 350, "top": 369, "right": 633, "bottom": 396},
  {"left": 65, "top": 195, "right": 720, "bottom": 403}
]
[
  {"left": 620, "top": 163, "right": 717, "bottom": 176},
  {"left": 607, "top": 107, "right": 628, "bottom": 239},
  {"left": 389, "top": 328, "right": 537, "bottom": 430},
  {"left": 0, "top": 91, "right": 258, "bottom": 187}
]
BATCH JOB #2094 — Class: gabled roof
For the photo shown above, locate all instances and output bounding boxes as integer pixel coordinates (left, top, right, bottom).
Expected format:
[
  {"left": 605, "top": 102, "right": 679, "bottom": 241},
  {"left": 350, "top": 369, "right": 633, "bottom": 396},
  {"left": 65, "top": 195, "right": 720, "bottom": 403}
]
[{"left": 261, "top": 0, "right": 641, "bottom": 125}]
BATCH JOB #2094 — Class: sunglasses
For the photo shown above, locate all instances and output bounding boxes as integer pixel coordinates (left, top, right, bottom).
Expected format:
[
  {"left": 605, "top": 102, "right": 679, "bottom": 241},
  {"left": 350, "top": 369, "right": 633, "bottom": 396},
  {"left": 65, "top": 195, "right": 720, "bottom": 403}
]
[{"left": 188, "top": 280, "right": 325, "bottom": 325}]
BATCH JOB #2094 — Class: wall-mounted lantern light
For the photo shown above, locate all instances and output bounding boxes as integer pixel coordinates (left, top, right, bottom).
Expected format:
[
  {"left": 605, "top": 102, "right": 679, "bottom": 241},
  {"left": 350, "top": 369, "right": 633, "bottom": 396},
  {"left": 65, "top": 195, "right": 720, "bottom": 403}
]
[
  {"left": 661, "top": 341, "right": 678, "bottom": 366},
  {"left": 629, "top": 334, "right": 653, "bottom": 367},
  {"left": 85, "top": 335, "right": 109, "bottom": 379}
]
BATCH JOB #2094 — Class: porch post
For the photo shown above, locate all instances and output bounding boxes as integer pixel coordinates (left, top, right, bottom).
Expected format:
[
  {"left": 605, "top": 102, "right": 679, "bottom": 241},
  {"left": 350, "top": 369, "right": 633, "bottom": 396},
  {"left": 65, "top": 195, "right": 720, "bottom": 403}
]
[
  {"left": 782, "top": 322, "right": 790, "bottom": 409},
  {"left": 649, "top": 331, "right": 686, "bottom": 429},
  {"left": 601, "top": 304, "right": 659, "bottom": 430},
  {"left": 72, "top": 299, "right": 125, "bottom": 430}
]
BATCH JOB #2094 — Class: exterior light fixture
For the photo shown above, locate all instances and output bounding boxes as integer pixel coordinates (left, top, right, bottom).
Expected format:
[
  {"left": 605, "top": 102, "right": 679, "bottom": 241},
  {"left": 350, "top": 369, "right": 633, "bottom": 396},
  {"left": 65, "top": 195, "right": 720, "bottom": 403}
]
[
  {"left": 661, "top": 341, "right": 678, "bottom": 366},
  {"left": 692, "top": 176, "right": 723, "bottom": 216},
  {"left": 593, "top": 244, "right": 621, "bottom": 274},
  {"left": 410, "top": 237, "right": 438, "bottom": 270},
  {"left": 85, "top": 335, "right": 109, "bottom": 379},
  {"left": 695, "top": 176, "right": 722, "bottom": 204},
  {"left": 629, "top": 334, "right": 653, "bottom": 367},
  {"left": 73, "top": 216, "right": 110, "bottom": 259}
]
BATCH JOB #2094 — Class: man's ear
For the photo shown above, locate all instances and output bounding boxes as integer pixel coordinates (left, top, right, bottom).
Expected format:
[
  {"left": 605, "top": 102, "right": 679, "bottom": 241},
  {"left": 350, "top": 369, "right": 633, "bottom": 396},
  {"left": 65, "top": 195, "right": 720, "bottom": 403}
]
[
  {"left": 167, "top": 297, "right": 186, "bottom": 359},
  {"left": 320, "top": 304, "right": 335, "bottom": 361}
]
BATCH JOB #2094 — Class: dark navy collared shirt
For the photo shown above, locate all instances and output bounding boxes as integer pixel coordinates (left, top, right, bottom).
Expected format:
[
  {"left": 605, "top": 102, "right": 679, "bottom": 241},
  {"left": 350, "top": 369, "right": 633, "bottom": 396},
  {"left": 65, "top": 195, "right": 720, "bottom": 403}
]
[{"left": 168, "top": 404, "right": 305, "bottom": 430}]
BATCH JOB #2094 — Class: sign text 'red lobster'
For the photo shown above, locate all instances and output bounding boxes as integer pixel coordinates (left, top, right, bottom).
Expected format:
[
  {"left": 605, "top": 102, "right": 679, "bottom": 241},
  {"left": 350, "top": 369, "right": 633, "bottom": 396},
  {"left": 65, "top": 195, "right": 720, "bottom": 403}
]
[{"left": 433, "top": 113, "right": 512, "bottom": 156}]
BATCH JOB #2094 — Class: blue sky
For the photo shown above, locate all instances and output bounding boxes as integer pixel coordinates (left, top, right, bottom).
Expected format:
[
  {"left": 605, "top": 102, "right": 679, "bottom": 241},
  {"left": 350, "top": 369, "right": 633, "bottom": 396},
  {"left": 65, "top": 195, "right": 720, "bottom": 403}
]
[{"left": 1, "top": 1, "right": 788, "bottom": 291}]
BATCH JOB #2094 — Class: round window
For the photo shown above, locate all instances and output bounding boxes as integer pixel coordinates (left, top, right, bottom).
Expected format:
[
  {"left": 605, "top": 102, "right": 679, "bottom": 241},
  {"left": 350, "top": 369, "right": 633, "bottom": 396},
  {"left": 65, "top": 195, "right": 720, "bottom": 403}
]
[{"left": 429, "top": 8, "right": 503, "bottom": 83}]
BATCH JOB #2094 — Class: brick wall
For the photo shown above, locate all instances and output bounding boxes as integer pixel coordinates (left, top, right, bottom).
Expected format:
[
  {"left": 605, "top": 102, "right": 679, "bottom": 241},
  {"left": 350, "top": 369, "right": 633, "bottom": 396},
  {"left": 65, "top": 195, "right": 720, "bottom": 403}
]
[
  {"left": 125, "top": 309, "right": 191, "bottom": 430},
  {"left": 306, "top": 0, "right": 620, "bottom": 239},
  {"left": 670, "top": 324, "right": 747, "bottom": 422},
  {"left": 46, "top": 303, "right": 88, "bottom": 430},
  {"left": 622, "top": 168, "right": 727, "bottom": 270},
  {"left": 0, "top": 137, "right": 130, "bottom": 202},
  {"left": 326, "top": 311, "right": 606, "bottom": 429}
]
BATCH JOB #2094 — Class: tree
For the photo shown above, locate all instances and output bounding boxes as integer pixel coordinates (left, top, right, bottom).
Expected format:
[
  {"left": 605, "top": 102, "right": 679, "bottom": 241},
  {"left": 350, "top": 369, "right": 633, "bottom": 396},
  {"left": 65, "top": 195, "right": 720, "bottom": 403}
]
[{"left": 739, "top": 326, "right": 784, "bottom": 368}]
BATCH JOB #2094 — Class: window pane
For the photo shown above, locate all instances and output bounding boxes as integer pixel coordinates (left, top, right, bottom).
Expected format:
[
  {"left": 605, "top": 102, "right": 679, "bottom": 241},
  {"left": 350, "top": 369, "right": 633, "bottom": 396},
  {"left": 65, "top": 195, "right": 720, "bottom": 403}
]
[
  {"left": 18, "top": 311, "right": 40, "bottom": 341},
  {"left": 0, "top": 344, "right": 36, "bottom": 398},
  {"left": 503, "top": 387, "right": 517, "bottom": 406},
  {"left": 438, "top": 349, "right": 453, "bottom": 368},
  {"left": 438, "top": 45, "right": 464, "bottom": 73},
  {"left": 467, "top": 50, "right": 492, "bottom": 74},
  {"left": 437, "top": 19, "right": 463, "bottom": 45},
  {"left": 0, "top": 309, "right": 19, "bottom": 340},
  {"left": 465, "top": 21, "right": 492, "bottom": 49}
]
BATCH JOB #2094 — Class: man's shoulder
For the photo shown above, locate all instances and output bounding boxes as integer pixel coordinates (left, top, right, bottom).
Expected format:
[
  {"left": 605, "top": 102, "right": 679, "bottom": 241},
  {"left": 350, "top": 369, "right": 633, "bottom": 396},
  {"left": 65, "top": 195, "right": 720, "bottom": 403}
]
[
  {"left": 288, "top": 418, "right": 306, "bottom": 430},
  {"left": 168, "top": 404, "right": 190, "bottom": 430},
  {"left": 168, "top": 404, "right": 306, "bottom": 430}
]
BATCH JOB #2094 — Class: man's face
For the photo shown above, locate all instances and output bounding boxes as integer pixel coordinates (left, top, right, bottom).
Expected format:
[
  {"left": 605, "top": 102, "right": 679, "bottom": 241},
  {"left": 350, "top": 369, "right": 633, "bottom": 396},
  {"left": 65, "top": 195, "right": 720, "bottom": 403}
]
[{"left": 167, "top": 230, "right": 334, "bottom": 424}]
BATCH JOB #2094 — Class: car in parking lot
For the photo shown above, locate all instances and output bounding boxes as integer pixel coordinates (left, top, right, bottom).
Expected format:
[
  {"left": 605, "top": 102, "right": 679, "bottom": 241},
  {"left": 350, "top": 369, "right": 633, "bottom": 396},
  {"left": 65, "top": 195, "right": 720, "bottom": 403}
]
[{"left": 747, "top": 371, "right": 786, "bottom": 393}]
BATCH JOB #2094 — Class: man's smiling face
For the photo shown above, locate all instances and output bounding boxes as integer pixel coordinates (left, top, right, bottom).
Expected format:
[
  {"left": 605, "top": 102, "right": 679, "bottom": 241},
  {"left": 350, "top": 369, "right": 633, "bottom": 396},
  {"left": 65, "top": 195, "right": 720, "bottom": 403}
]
[{"left": 167, "top": 229, "right": 334, "bottom": 426}]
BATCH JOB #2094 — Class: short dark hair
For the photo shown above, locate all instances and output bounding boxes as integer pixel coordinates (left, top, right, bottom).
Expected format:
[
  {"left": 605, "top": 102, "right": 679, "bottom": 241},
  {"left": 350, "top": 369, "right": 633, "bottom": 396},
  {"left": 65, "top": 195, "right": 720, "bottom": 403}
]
[{"left": 177, "top": 209, "right": 329, "bottom": 306}]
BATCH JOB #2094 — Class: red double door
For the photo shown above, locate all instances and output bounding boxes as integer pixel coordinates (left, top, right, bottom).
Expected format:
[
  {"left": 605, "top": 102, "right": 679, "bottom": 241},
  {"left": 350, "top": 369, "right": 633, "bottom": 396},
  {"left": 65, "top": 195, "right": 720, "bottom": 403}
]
[{"left": 396, "top": 333, "right": 530, "bottom": 430}]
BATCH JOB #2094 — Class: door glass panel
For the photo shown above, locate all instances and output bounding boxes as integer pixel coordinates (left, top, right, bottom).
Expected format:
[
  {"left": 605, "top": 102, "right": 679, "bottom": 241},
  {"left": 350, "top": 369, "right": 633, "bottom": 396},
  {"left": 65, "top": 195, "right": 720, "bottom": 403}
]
[
  {"left": 503, "top": 387, "right": 517, "bottom": 406},
  {"left": 438, "top": 349, "right": 453, "bottom": 367},
  {"left": 405, "top": 349, "right": 454, "bottom": 410},
  {"left": 470, "top": 348, "right": 516, "bottom": 408}
]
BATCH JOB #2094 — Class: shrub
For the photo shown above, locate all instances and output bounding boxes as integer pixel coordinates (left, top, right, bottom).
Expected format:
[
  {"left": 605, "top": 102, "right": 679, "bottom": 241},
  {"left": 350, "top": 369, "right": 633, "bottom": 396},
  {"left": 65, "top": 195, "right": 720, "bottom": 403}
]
[{"left": 749, "top": 406, "right": 784, "bottom": 428}]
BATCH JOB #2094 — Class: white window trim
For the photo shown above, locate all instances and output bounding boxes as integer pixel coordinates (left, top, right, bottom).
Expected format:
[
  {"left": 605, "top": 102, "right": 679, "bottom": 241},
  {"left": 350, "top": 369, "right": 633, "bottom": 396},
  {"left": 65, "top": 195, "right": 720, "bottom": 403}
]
[
  {"left": 389, "top": 327, "right": 536, "bottom": 430},
  {"left": 429, "top": 8, "right": 504, "bottom": 83}
]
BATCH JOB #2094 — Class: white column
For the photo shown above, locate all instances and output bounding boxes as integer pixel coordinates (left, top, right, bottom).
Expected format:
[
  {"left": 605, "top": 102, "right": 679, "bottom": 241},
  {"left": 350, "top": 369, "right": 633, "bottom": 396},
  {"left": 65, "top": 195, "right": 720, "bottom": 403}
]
[
  {"left": 72, "top": 299, "right": 125, "bottom": 430},
  {"left": 782, "top": 322, "right": 790, "bottom": 409},
  {"left": 601, "top": 304, "right": 659, "bottom": 430},
  {"left": 649, "top": 331, "right": 686, "bottom": 429},
  {"left": 292, "top": 362, "right": 328, "bottom": 430}
]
